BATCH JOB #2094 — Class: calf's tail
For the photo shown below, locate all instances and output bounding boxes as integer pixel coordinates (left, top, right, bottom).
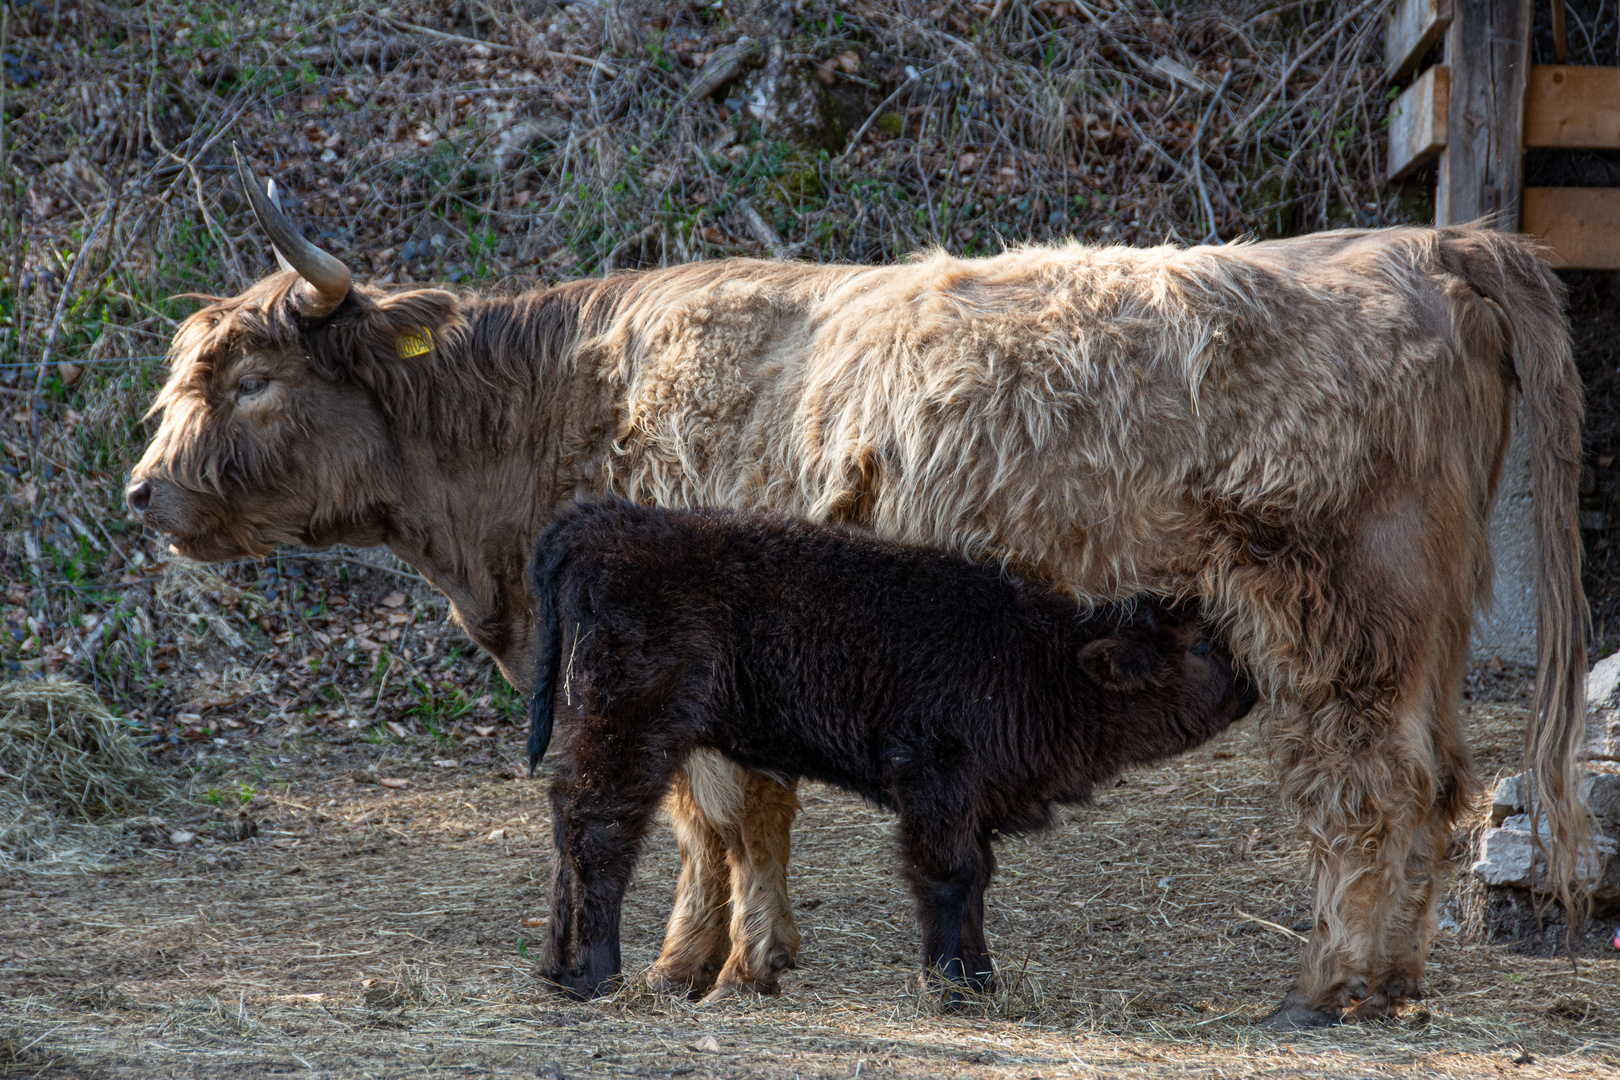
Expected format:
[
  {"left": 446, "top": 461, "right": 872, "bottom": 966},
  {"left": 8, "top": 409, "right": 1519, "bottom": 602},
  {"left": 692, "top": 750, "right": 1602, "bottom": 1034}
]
[
  {"left": 1446, "top": 225, "right": 1592, "bottom": 923},
  {"left": 527, "top": 534, "right": 569, "bottom": 777}
]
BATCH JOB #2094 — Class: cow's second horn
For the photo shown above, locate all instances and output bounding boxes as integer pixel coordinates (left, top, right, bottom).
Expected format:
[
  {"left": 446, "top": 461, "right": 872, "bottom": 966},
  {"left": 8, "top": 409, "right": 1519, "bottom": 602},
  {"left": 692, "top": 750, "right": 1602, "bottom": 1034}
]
[{"left": 234, "top": 146, "right": 351, "bottom": 318}]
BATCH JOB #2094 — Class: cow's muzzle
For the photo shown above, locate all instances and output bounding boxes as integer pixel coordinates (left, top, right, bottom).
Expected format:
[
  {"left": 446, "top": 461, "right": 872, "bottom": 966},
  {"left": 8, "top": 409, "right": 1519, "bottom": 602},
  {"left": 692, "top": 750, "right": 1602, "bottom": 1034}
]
[{"left": 126, "top": 478, "right": 152, "bottom": 515}]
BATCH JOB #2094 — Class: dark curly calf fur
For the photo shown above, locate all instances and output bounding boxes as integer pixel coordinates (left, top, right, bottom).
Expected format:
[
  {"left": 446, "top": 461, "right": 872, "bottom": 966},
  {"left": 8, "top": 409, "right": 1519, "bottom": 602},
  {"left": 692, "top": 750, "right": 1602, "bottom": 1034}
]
[{"left": 527, "top": 497, "right": 1258, "bottom": 1000}]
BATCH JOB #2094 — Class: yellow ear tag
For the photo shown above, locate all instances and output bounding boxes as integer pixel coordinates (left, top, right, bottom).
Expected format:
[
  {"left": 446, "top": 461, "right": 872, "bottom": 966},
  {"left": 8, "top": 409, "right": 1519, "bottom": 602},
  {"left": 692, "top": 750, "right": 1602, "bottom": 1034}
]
[{"left": 396, "top": 327, "right": 434, "bottom": 358}]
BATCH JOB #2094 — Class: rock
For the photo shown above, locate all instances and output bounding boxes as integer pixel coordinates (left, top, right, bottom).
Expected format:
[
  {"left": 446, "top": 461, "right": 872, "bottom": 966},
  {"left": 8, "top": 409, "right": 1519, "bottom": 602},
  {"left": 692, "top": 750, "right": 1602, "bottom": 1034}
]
[
  {"left": 169, "top": 830, "right": 197, "bottom": 850},
  {"left": 741, "top": 42, "right": 843, "bottom": 151},
  {"left": 1490, "top": 774, "right": 1522, "bottom": 826},
  {"left": 1585, "top": 652, "right": 1620, "bottom": 761},
  {"left": 1472, "top": 817, "right": 1620, "bottom": 902},
  {"left": 1587, "top": 771, "right": 1620, "bottom": 831},
  {"left": 1491, "top": 768, "right": 1620, "bottom": 832}
]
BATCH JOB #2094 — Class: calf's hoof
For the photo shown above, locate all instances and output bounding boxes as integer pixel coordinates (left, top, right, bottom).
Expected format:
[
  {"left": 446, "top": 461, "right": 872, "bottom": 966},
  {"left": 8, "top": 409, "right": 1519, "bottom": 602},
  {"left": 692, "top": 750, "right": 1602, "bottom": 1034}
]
[
  {"left": 1259, "top": 1002, "right": 1341, "bottom": 1030},
  {"left": 545, "top": 968, "right": 618, "bottom": 1001}
]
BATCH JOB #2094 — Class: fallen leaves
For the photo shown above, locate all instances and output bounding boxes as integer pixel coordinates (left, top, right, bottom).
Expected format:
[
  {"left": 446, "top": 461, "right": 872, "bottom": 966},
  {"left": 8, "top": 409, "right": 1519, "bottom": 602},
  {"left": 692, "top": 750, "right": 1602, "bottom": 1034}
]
[
  {"left": 486, "top": 827, "right": 506, "bottom": 841},
  {"left": 378, "top": 777, "right": 409, "bottom": 789}
]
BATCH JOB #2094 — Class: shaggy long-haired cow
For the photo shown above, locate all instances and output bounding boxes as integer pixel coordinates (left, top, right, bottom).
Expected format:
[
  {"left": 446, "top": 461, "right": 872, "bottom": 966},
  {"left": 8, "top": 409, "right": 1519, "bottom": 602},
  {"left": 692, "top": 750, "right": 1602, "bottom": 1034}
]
[
  {"left": 127, "top": 151, "right": 1589, "bottom": 1027},
  {"left": 526, "top": 498, "right": 1259, "bottom": 1000}
]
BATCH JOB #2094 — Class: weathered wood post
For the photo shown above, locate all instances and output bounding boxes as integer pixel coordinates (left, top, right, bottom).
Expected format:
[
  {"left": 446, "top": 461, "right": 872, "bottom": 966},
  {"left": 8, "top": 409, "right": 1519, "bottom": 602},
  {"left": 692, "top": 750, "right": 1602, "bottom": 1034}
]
[{"left": 1439, "top": 0, "right": 1537, "bottom": 664}]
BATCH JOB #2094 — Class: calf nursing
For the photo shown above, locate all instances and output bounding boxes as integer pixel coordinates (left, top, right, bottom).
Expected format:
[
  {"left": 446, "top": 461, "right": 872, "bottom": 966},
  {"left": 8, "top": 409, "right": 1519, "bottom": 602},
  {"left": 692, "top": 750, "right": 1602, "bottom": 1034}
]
[{"left": 527, "top": 498, "right": 1258, "bottom": 1000}]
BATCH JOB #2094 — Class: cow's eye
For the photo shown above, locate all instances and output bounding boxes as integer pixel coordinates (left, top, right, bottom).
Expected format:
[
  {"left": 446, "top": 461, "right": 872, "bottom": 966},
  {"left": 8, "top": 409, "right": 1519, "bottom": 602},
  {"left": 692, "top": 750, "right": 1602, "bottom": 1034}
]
[
  {"left": 237, "top": 376, "right": 269, "bottom": 398},
  {"left": 1190, "top": 639, "right": 1213, "bottom": 658}
]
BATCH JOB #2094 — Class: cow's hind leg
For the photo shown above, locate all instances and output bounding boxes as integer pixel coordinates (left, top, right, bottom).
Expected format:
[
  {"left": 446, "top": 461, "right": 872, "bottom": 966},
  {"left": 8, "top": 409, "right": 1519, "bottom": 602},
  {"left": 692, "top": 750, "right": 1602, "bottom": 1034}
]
[
  {"left": 1249, "top": 505, "right": 1478, "bottom": 1029},
  {"left": 1343, "top": 623, "right": 1474, "bottom": 1022}
]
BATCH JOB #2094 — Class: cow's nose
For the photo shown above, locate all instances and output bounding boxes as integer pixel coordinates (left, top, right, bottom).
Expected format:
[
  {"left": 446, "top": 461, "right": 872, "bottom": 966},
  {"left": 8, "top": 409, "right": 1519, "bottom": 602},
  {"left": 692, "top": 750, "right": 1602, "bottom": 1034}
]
[{"left": 126, "top": 479, "right": 152, "bottom": 515}]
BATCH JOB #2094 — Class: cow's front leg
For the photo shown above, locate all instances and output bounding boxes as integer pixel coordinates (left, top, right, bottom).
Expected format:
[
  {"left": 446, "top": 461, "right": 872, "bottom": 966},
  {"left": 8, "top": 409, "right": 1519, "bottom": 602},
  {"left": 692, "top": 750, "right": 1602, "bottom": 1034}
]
[
  {"left": 648, "top": 768, "right": 735, "bottom": 997},
  {"left": 705, "top": 768, "right": 803, "bottom": 1000}
]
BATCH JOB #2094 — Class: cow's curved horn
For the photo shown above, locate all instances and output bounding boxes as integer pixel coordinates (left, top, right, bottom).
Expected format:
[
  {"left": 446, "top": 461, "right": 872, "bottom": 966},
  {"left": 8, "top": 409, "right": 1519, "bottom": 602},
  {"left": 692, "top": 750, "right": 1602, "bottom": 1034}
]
[{"left": 234, "top": 146, "right": 351, "bottom": 318}]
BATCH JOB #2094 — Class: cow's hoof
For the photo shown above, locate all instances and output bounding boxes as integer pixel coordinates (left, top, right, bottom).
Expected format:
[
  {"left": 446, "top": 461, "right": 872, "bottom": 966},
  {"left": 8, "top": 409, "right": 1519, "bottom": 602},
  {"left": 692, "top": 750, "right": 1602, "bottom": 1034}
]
[
  {"left": 647, "top": 969, "right": 700, "bottom": 997},
  {"left": 1259, "top": 1003, "right": 1341, "bottom": 1030},
  {"left": 699, "top": 981, "right": 745, "bottom": 1005},
  {"left": 647, "top": 960, "right": 719, "bottom": 999},
  {"left": 1343, "top": 1001, "right": 1402, "bottom": 1024}
]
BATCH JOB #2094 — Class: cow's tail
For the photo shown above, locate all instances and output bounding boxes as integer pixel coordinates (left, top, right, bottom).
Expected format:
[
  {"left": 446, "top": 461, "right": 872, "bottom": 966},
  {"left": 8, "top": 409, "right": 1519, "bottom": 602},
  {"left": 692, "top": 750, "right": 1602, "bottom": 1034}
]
[
  {"left": 1446, "top": 224, "right": 1592, "bottom": 925},
  {"left": 526, "top": 524, "right": 571, "bottom": 777}
]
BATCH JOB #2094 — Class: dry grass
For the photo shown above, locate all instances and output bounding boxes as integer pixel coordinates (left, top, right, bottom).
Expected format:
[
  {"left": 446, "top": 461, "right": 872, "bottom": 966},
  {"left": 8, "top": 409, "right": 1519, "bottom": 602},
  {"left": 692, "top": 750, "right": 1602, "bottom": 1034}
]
[
  {"left": 0, "top": 677, "right": 173, "bottom": 873},
  {"left": 0, "top": 701, "right": 1615, "bottom": 1078}
]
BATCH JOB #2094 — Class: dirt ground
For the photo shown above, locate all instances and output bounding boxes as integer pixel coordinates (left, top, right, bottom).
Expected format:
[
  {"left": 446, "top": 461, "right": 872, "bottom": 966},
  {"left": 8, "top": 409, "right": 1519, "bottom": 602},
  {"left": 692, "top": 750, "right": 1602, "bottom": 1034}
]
[{"left": 2, "top": 698, "right": 1616, "bottom": 1080}]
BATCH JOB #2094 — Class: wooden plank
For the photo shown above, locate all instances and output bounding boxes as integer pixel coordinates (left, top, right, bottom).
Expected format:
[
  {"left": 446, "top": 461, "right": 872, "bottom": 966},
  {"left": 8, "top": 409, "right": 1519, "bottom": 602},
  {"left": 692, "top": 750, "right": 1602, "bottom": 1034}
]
[
  {"left": 1552, "top": 0, "right": 1567, "bottom": 63},
  {"left": 1387, "top": 65, "right": 1449, "bottom": 181},
  {"left": 1524, "top": 66, "right": 1620, "bottom": 148},
  {"left": 1386, "top": 0, "right": 1453, "bottom": 83},
  {"left": 1522, "top": 188, "right": 1620, "bottom": 269},
  {"left": 1437, "top": 0, "right": 1532, "bottom": 226}
]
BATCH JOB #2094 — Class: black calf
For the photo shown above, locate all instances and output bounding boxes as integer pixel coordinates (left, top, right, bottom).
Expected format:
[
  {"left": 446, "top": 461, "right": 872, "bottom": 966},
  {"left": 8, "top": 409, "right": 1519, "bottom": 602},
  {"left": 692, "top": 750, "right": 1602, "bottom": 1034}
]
[{"left": 527, "top": 497, "right": 1258, "bottom": 1000}]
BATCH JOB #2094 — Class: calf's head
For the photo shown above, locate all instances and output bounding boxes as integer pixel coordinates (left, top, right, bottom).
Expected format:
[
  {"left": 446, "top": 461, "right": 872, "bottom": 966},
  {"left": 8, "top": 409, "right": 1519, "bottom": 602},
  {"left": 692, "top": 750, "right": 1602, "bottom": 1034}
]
[
  {"left": 1078, "top": 597, "right": 1259, "bottom": 739},
  {"left": 127, "top": 151, "right": 461, "bottom": 560}
]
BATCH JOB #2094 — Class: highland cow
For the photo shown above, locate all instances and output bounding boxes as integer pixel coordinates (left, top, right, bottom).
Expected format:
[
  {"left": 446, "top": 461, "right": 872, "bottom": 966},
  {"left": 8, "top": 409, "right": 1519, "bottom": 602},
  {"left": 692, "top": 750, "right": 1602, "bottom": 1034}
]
[
  {"left": 525, "top": 498, "right": 1259, "bottom": 1000},
  {"left": 128, "top": 150, "right": 1589, "bottom": 1026}
]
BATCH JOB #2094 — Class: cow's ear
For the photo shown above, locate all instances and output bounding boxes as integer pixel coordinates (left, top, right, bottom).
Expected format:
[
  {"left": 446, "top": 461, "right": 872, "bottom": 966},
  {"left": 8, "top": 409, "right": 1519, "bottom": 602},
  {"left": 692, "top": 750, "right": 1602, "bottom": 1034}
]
[
  {"left": 1078, "top": 638, "right": 1160, "bottom": 691},
  {"left": 369, "top": 288, "right": 463, "bottom": 364}
]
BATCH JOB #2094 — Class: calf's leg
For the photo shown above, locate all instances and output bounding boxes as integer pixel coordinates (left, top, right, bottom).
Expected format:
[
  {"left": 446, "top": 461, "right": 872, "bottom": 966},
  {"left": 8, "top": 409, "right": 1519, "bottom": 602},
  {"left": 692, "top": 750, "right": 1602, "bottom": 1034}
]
[
  {"left": 897, "top": 810, "right": 988, "bottom": 1004},
  {"left": 957, "top": 832, "right": 997, "bottom": 993},
  {"left": 545, "top": 752, "right": 672, "bottom": 999}
]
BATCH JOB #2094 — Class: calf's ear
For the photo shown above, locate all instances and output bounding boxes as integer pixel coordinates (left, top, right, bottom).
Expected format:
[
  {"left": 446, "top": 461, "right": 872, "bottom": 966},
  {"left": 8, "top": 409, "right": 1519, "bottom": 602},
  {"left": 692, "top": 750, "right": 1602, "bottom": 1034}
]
[{"left": 1078, "top": 638, "right": 1161, "bottom": 691}]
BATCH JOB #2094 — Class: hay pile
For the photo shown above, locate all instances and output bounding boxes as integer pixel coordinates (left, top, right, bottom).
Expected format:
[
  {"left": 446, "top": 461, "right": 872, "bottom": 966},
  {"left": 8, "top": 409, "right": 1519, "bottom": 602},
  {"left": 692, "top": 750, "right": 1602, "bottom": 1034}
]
[{"left": 0, "top": 677, "right": 170, "bottom": 872}]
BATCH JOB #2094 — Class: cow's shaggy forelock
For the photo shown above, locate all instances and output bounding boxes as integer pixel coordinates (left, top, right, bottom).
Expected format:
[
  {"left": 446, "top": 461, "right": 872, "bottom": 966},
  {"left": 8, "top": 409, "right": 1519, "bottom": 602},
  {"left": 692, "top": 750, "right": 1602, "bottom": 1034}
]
[{"left": 144, "top": 276, "right": 309, "bottom": 497}]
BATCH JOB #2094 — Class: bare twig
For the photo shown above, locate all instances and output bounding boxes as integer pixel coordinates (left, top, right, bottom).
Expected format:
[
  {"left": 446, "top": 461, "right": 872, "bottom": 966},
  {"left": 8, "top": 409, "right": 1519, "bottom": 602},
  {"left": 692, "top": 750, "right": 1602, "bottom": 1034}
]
[
  {"left": 30, "top": 198, "right": 117, "bottom": 417},
  {"left": 1192, "top": 70, "right": 1234, "bottom": 243},
  {"left": 380, "top": 15, "right": 618, "bottom": 77},
  {"left": 834, "top": 68, "right": 921, "bottom": 164},
  {"left": 1225, "top": 0, "right": 1382, "bottom": 142},
  {"left": 72, "top": 595, "right": 136, "bottom": 668}
]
